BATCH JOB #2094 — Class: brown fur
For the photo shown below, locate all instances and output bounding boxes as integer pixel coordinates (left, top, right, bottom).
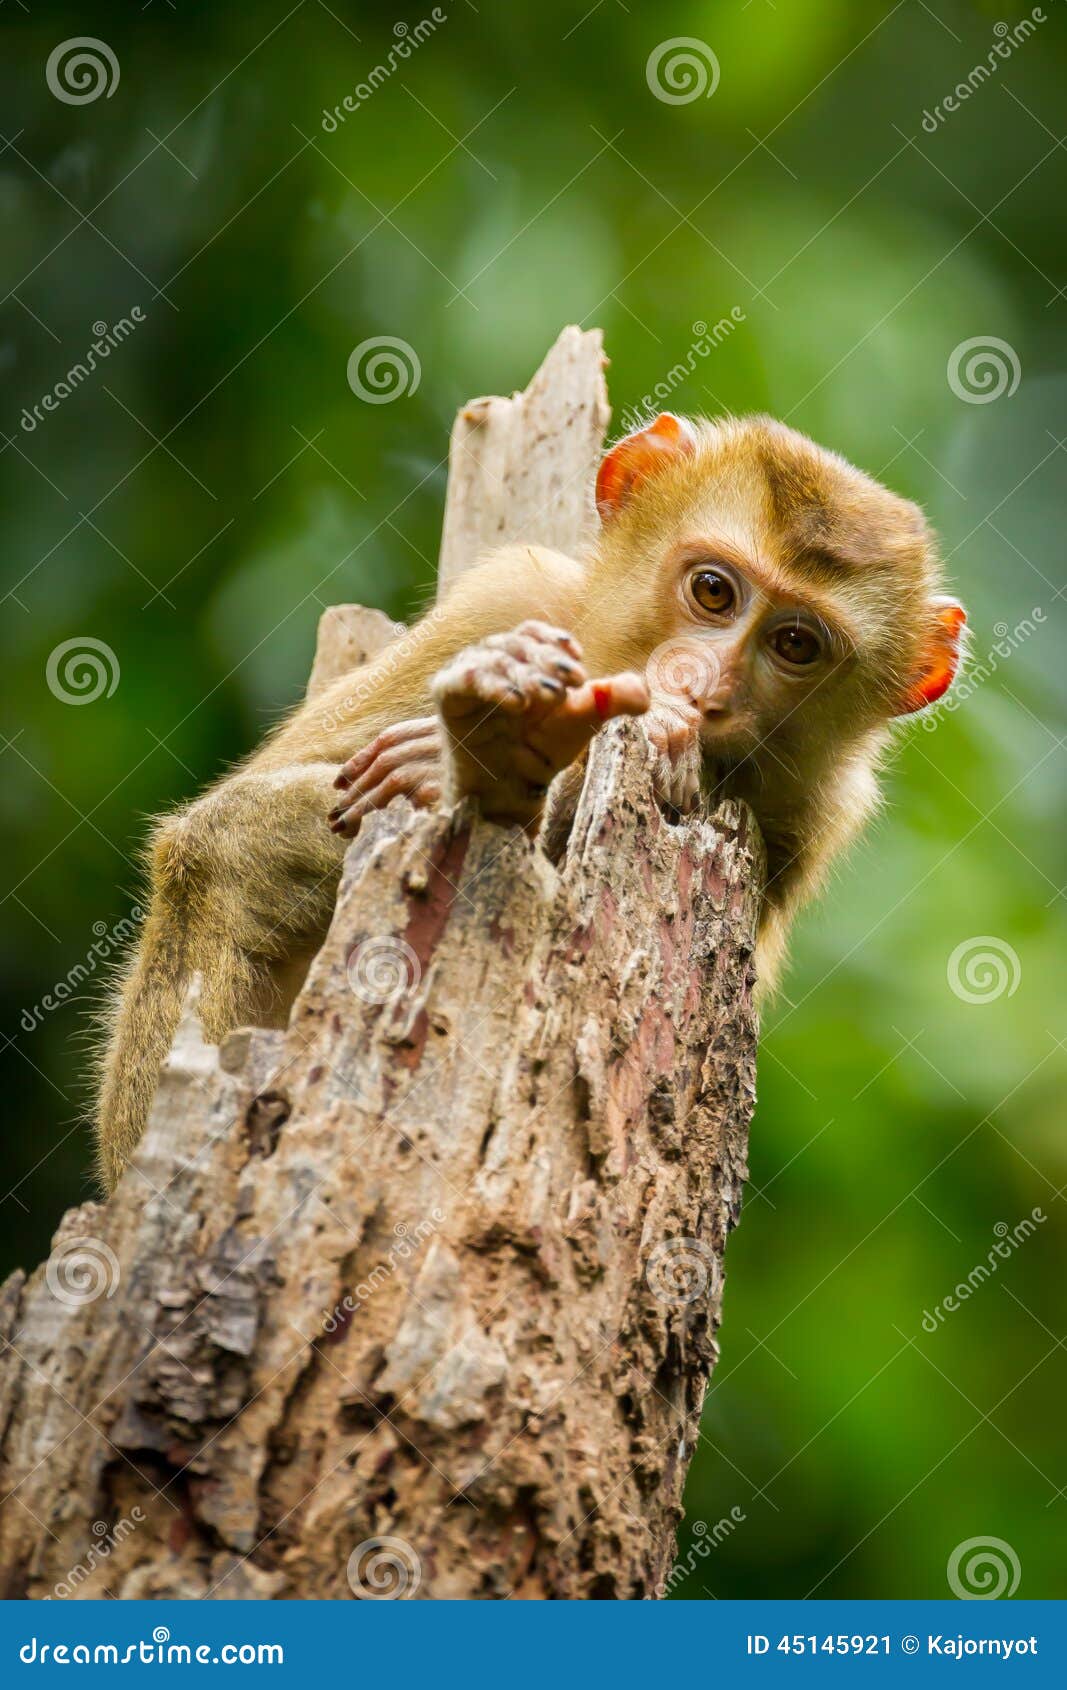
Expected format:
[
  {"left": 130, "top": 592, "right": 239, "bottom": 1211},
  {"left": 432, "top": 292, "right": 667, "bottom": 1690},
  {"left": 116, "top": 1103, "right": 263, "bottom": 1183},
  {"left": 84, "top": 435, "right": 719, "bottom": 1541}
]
[{"left": 94, "top": 416, "right": 959, "bottom": 1191}]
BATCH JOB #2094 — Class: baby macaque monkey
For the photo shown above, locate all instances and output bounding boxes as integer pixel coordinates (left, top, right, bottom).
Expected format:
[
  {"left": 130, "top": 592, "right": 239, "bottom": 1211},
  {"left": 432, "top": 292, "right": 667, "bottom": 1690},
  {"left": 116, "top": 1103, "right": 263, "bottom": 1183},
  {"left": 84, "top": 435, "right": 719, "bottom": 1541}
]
[{"left": 95, "top": 413, "right": 966, "bottom": 1190}]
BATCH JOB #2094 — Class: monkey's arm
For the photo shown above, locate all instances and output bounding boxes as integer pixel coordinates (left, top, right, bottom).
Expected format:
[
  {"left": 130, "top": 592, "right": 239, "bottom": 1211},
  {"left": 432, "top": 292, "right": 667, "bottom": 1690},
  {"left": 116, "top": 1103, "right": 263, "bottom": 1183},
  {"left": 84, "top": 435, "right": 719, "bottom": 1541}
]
[
  {"left": 256, "top": 546, "right": 591, "bottom": 773},
  {"left": 95, "top": 546, "right": 591, "bottom": 1190}
]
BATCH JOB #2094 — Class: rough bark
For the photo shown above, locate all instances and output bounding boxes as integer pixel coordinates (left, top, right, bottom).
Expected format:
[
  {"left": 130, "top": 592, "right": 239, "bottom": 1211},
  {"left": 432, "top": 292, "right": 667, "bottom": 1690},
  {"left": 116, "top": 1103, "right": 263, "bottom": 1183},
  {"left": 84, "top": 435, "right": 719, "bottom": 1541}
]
[{"left": 0, "top": 329, "right": 761, "bottom": 1601}]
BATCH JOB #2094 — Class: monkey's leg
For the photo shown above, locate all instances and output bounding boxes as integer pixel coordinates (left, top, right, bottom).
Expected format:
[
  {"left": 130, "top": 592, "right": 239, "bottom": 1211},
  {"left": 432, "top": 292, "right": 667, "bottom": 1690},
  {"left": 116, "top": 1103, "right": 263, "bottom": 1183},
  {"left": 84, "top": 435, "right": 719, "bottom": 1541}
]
[
  {"left": 431, "top": 619, "right": 649, "bottom": 831},
  {"left": 329, "top": 716, "right": 443, "bottom": 838},
  {"left": 95, "top": 763, "right": 345, "bottom": 1191}
]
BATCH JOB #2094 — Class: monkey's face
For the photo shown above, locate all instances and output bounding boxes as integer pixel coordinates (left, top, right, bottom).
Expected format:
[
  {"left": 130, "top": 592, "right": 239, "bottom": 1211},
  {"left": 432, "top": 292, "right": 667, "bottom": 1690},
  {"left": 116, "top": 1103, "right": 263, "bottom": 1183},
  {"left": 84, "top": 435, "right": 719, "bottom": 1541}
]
[
  {"left": 593, "top": 412, "right": 967, "bottom": 779},
  {"left": 647, "top": 537, "right": 858, "bottom": 764}
]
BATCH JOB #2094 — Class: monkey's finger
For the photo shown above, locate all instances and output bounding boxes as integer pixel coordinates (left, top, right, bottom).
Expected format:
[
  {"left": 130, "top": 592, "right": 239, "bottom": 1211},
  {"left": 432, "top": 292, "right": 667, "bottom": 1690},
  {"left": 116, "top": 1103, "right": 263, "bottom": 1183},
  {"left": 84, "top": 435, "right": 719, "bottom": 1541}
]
[
  {"left": 511, "top": 621, "right": 584, "bottom": 662},
  {"left": 332, "top": 782, "right": 443, "bottom": 839},
  {"left": 329, "top": 766, "right": 442, "bottom": 836},
  {"left": 335, "top": 718, "right": 440, "bottom": 788},
  {"left": 329, "top": 757, "right": 438, "bottom": 821},
  {"left": 653, "top": 753, "right": 700, "bottom": 816},
  {"left": 522, "top": 672, "right": 650, "bottom": 772},
  {"left": 434, "top": 655, "right": 568, "bottom": 722},
  {"left": 338, "top": 730, "right": 441, "bottom": 794},
  {"left": 565, "top": 672, "right": 651, "bottom": 726},
  {"left": 645, "top": 703, "right": 702, "bottom": 766},
  {"left": 480, "top": 630, "right": 586, "bottom": 686},
  {"left": 340, "top": 733, "right": 442, "bottom": 801}
]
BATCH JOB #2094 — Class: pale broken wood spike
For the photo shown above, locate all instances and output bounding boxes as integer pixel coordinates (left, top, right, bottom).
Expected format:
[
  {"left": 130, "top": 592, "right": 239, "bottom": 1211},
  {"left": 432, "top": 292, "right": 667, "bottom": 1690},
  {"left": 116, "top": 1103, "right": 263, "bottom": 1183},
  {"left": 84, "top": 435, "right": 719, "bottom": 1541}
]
[{"left": 437, "top": 324, "right": 611, "bottom": 592}]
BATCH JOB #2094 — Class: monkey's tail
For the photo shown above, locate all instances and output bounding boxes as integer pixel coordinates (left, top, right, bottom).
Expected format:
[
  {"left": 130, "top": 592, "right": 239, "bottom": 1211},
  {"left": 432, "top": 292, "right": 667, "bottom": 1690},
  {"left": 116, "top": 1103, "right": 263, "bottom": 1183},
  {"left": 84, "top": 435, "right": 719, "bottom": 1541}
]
[{"left": 93, "top": 820, "right": 196, "bottom": 1193}]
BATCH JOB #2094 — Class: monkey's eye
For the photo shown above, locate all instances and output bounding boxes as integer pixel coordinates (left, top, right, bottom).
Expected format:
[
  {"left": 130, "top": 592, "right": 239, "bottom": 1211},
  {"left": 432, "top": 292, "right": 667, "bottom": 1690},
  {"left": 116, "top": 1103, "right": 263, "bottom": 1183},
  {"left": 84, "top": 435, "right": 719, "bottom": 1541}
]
[
  {"left": 689, "top": 568, "right": 737, "bottom": 618},
  {"left": 771, "top": 623, "right": 822, "bottom": 666}
]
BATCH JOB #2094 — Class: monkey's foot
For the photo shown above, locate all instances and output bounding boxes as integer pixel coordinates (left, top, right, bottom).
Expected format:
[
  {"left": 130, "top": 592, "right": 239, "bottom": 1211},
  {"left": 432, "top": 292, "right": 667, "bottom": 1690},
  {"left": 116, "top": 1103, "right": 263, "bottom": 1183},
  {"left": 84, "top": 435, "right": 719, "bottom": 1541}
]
[
  {"left": 432, "top": 620, "right": 649, "bottom": 830},
  {"left": 329, "top": 716, "right": 443, "bottom": 837},
  {"left": 646, "top": 703, "right": 703, "bottom": 818}
]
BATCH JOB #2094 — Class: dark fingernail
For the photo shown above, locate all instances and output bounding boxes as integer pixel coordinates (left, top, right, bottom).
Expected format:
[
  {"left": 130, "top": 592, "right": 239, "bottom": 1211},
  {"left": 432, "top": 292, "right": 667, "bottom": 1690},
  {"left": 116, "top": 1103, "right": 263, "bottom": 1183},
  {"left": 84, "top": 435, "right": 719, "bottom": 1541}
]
[
  {"left": 334, "top": 775, "right": 349, "bottom": 789},
  {"left": 539, "top": 676, "right": 564, "bottom": 695}
]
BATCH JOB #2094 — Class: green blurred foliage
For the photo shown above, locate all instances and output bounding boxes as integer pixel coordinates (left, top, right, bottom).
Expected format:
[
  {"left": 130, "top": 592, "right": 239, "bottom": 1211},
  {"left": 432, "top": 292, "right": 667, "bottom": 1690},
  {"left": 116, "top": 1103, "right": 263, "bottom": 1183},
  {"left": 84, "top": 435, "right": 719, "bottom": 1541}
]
[{"left": 2, "top": 0, "right": 1065, "bottom": 1599}]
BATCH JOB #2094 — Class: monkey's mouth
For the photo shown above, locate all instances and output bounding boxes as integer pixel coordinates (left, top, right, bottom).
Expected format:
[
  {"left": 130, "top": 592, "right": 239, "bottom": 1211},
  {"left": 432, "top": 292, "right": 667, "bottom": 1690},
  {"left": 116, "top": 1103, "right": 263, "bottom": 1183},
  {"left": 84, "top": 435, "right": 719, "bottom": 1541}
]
[{"left": 698, "top": 717, "right": 752, "bottom": 758}]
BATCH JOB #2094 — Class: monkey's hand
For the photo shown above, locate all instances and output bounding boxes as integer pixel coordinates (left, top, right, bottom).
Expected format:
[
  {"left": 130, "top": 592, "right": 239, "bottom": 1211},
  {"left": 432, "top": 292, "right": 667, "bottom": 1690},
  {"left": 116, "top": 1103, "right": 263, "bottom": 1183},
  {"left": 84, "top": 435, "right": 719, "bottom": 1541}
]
[
  {"left": 432, "top": 620, "right": 649, "bottom": 831},
  {"left": 329, "top": 717, "right": 444, "bottom": 837},
  {"left": 645, "top": 702, "right": 703, "bottom": 818}
]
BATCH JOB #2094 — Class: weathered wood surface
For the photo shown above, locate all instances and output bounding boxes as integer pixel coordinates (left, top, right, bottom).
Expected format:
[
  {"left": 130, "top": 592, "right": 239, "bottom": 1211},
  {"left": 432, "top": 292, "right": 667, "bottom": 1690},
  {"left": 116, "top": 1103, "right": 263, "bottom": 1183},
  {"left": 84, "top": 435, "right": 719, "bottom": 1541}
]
[
  {"left": 0, "top": 328, "right": 762, "bottom": 1601},
  {"left": 438, "top": 323, "right": 610, "bottom": 590},
  {"left": 306, "top": 605, "right": 399, "bottom": 697}
]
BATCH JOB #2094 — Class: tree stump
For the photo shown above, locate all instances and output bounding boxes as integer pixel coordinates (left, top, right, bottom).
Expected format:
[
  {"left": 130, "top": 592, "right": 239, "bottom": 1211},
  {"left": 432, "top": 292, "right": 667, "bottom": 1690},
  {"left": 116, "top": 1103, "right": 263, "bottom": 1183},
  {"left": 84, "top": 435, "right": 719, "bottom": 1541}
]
[{"left": 0, "top": 330, "right": 762, "bottom": 1600}]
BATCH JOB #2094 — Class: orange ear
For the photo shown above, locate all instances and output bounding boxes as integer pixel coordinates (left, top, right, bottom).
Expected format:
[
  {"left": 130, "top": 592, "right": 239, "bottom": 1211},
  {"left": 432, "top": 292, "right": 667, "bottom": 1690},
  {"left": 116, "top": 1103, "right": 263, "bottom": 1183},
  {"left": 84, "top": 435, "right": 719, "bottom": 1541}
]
[
  {"left": 895, "top": 597, "right": 967, "bottom": 715},
  {"left": 596, "top": 413, "right": 698, "bottom": 521}
]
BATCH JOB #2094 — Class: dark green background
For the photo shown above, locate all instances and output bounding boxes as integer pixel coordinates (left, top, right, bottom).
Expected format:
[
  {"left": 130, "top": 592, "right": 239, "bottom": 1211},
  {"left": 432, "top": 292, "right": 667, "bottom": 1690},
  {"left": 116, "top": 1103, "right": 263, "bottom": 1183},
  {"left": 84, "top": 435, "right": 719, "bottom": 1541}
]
[{"left": 2, "top": 0, "right": 1064, "bottom": 1598}]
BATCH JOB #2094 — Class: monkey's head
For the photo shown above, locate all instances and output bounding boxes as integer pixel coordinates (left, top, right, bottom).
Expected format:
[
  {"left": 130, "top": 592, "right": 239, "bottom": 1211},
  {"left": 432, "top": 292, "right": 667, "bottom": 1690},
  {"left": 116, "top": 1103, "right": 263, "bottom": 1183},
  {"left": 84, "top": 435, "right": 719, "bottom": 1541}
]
[{"left": 588, "top": 411, "right": 966, "bottom": 781}]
